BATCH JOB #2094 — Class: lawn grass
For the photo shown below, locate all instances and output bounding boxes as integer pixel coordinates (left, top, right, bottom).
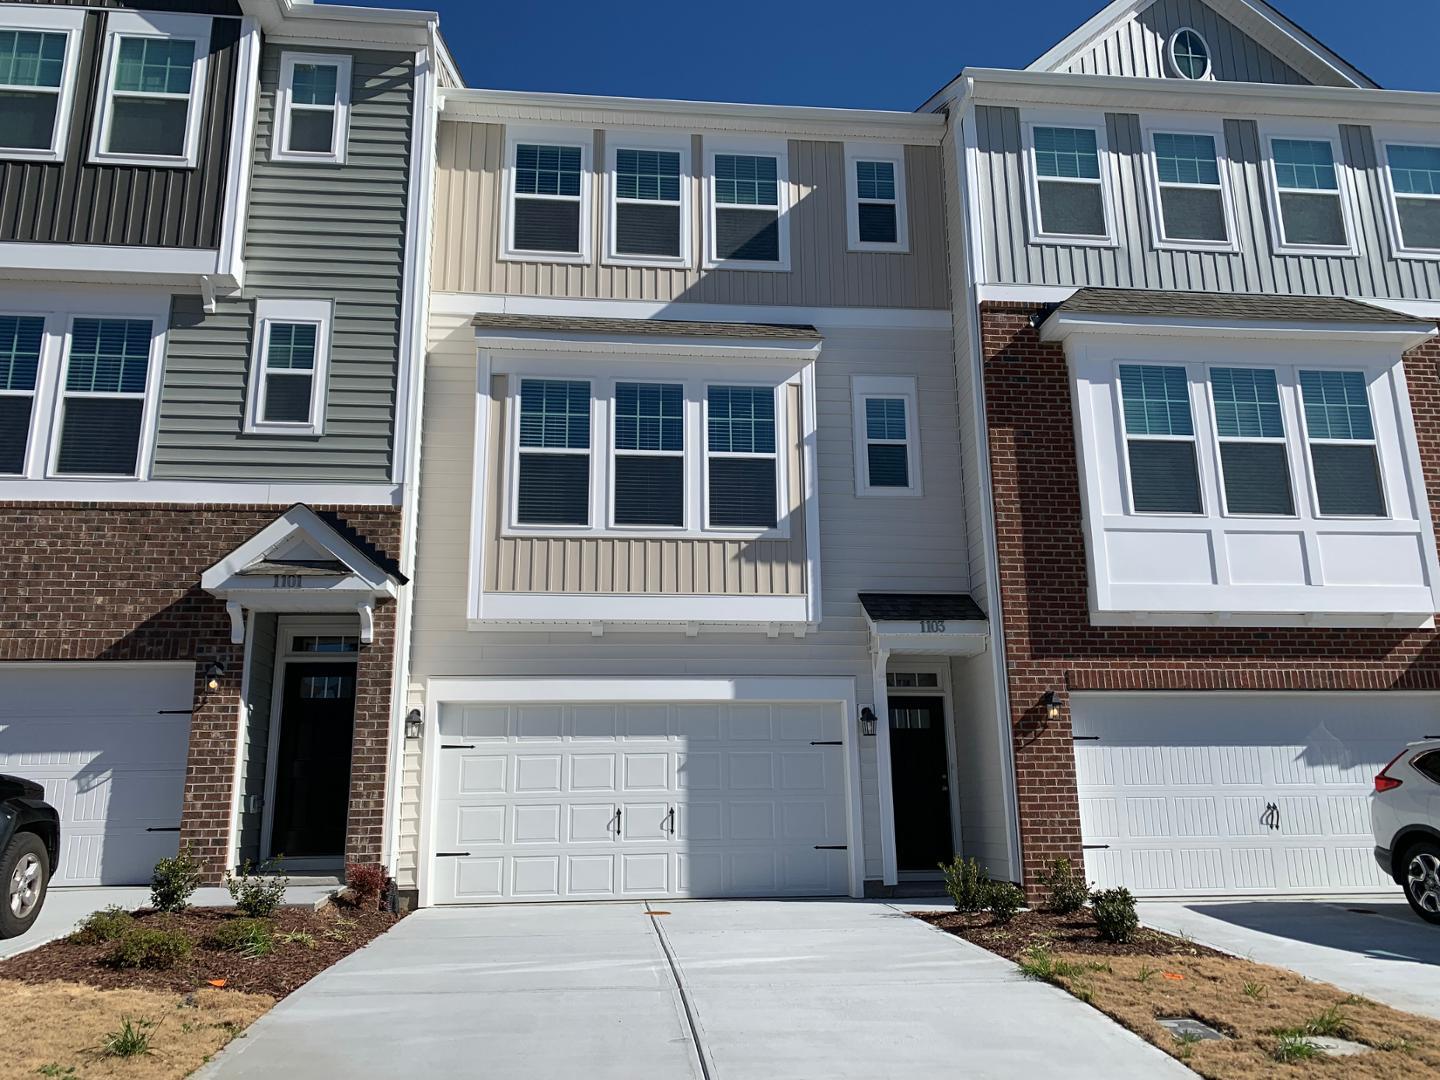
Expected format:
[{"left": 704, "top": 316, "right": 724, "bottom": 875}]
[{"left": 4, "top": 981, "right": 271, "bottom": 1079}]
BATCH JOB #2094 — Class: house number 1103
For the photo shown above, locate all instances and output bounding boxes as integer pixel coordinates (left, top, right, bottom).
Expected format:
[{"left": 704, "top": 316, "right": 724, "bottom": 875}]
[{"left": 921, "top": 620, "right": 946, "bottom": 633}]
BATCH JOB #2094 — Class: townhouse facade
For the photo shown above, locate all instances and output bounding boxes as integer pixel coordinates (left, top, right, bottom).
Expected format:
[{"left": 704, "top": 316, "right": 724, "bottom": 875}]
[{"left": 0, "top": 0, "right": 447, "bottom": 887}]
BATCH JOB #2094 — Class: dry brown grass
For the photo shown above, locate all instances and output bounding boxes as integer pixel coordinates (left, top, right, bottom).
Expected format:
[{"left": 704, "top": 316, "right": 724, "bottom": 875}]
[
  {"left": 0, "top": 980, "right": 272, "bottom": 1080},
  {"left": 1039, "top": 951, "right": 1440, "bottom": 1078}
]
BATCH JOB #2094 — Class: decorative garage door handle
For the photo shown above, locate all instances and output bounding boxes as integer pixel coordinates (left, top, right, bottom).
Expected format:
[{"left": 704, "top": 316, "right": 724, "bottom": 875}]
[
  {"left": 667, "top": 806, "right": 675, "bottom": 835},
  {"left": 613, "top": 808, "right": 622, "bottom": 835},
  {"left": 1262, "top": 802, "right": 1281, "bottom": 830}
]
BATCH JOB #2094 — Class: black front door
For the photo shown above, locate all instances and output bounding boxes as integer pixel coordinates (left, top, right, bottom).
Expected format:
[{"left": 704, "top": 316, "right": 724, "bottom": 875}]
[
  {"left": 269, "top": 661, "right": 356, "bottom": 859},
  {"left": 888, "top": 696, "right": 955, "bottom": 872}
]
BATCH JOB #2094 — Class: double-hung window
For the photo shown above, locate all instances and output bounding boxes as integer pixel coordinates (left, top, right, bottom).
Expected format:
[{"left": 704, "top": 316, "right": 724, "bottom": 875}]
[
  {"left": 1149, "top": 130, "right": 1231, "bottom": 246},
  {"left": 852, "top": 375, "right": 921, "bottom": 495},
  {"left": 273, "top": 53, "right": 351, "bottom": 163},
  {"left": 1298, "top": 370, "right": 1385, "bottom": 517},
  {"left": 1027, "top": 123, "right": 1113, "bottom": 244},
  {"left": 0, "top": 10, "right": 82, "bottom": 160},
  {"left": 507, "top": 132, "right": 590, "bottom": 260},
  {"left": 612, "top": 382, "right": 684, "bottom": 526},
  {"left": 1210, "top": 368, "right": 1293, "bottom": 515},
  {"left": 708, "top": 142, "right": 788, "bottom": 268},
  {"left": 1267, "top": 136, "right": 1353, "bottom": 252},
  {"left": 92, "top": 13, "right": 209, "bottom": 166},
  {"left": 0, "top": 315, "right": 43, "bottom": 474},
  {"left": 1383, "top": 142, "right": 1440, "bottom": 255},
  {"left": 706, "top": 385, "right": 778, "bottom": 528},
  {"left": 1118, "top": 364, "right": 1201, "bottom": 514},
  {"left": 609, "top": 144, "right": 687, "bottom": 263},
  {"left": 54, "top": 318, "right": 153, "bottom": 477},
  {"left": 246, "top": 299, "right": 333, "bottom": 435},
  {"left": 515, "top": 378, "right": 591, "bottom": 526},
  {"left": 845, "top": 144, "right": 908, "bottom": 251}
]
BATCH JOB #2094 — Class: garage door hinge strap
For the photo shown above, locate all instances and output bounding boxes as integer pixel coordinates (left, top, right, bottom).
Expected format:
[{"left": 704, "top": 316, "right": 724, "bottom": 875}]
[
  {"left": 435, "top": 851, "right": 471, "bottom": 857},
  {"left": 1082, "top": 844, "right": 1110, "bottom": 850},
  {"left": 814, "top": 845, "right": 847, "bottom": 850},
  {"left": 441, "top": 744, "right": 476, "bottom": 750},
  {"left": 146, "top": 827, "right": 181, "bottom": 833},
  {"left": 1072, "top": 736, "right": 1099, "bottom": 741},
  {"left": 810, "top": 741, "right": 842, "bottom": 746},
  {"left": 157, "top": 709, "right": 193, "bottom": 715}
]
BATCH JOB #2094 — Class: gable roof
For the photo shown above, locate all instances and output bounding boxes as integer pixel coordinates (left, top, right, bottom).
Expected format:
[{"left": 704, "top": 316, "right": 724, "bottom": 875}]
[{"left": 1028, "top": 0, "right": 1378, "bottom": 89}]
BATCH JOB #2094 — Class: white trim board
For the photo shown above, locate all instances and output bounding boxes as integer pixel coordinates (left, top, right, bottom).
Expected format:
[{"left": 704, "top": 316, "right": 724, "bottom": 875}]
[{"left": 0, "top": 480, "right": 402, "bottom": 505}]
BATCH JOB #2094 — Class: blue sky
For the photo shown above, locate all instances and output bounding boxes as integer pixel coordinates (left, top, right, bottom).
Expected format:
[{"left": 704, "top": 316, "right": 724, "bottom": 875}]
[{"left": 339, "top": 0, "right": 1437, "bottom": 108}]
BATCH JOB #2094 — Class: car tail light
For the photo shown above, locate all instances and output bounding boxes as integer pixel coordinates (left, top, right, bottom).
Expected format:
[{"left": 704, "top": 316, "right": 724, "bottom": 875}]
[{"left": 1375, "top": 750, "right": 1406, "bottom": 793}]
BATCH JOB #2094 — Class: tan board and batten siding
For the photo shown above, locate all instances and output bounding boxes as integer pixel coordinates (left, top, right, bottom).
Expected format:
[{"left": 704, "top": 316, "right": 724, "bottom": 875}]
[
  {"left": 483, "top": 378, "right": 807, "bottom": 596},
  {"left": 153, "top": 46, "right": 416, "bottom": 483},
  {"left": 433, "top": 122, "right": 950, "bottom": 310},
  {"left": 974, "top": 106, "right": 1440, "bottom": 301},
  {"left": 398, "top": 313, "right": 971, "bottom": 887}
]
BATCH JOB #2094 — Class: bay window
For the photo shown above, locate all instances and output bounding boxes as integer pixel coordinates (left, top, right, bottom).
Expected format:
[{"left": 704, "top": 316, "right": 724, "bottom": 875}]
[
  {"left": 1298, "top": 369, "right": 1385, "bottom": 517},
  {"left": 612, "top": 382, "right": 683, "bottom": 527},
  {"left": 1210, "top": 367, "right": 1293, "bottom": 516},
  {"left": 1118, "top": 364, "right": 1202, "bottom": 514},
  {"left": 706, "top": 385, "right": 778, "bottom": 528}
]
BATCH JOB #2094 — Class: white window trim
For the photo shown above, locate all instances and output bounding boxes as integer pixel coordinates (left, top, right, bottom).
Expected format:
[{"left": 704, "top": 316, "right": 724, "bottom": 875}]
[
  {"left": 270, "top": 51, "right": 352, "bottom": 165},
  {"left": 607, "top": 378, "right": 687, "bottom": 530},
  {"left": 1293, "top": 367, "right": 1391, "bottom": 521},
  {"left": 1202, "top": 363, "right": 1298, "bottom": 519},
  {"left": 498, "top": 362, "right": 795, "bottom": 542},
  {"left": 89, "top": 10, "right": 211, "bottom": 169},
  {"left": 0, "top": 7, "right": 85, "bottom": 163},
  {"left": 1140, "top": 117, "right": 1240, "bottom": 253},
  {"left": 1165, "top": 26, "right": 1213, "bottom": 81},
  {"left": 703, "top": 134, "right": 792, "bottom": 272},
  {"left": 1375, "top": 126, "right": 1440, "bottom": 263},
  {"left": 499, "top": 123, "right": 593, "bottom": 265},
  {"left": 602, "top": 129, "right": 692, "bottom": 269},
  {"left": 851, "top": 374, "right": 922, "bottom": 497},
  {"left": 844, "top": 142, "right": 909, "bottom": 253},
  {"left": 1113, "top": 360, "right": 1206, "bottom": 518},
  {"left": 0, "top": 308, "right": 51, "bottom": 477},
  {"left": 1259, "top": 122, "right": 1361, "bottom": 258},
  {"left": 244, "top": 297, "right": 333, "bottom": 437},
  {"left": 1020, "top": 110, "right": 1118, "bottom": 248}
]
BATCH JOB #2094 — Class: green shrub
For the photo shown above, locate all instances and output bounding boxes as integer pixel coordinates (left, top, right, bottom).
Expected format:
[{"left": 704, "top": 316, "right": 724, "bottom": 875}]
[
  {"left": 225, "top": 859, "right": 289, "bottom": 919},
  {"left": 1091, "top": 887, "right": 1139, "bottom": 943},
  {"left": 207, "top": 918, "right": 273, "bottom": 959},
  {"left": 150, "top": 848, "right": 203, "bottom": 914},
  {"left": 939, "top": 855, "right": 991, "bottom": 914},
  {"left": 1039, "top": 857, "right": 1090, "bottom": 915},
  {"left": 70, "top": 905, "right": 135, "bottom": 945},
  {"left": 985, "top": 880, "right": 1025, "bottom": 924},
  {"left": 106, "top": 928, "right": 193, "bottom": 970}
]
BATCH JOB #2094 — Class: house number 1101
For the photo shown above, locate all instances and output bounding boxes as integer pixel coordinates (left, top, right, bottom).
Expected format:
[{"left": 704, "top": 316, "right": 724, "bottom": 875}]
[
  {"left": 921, "top": 620, "right": 946, "bottom": 633},
  {"left": 272, "top": 574, "right": 304, "bottom": 588}
]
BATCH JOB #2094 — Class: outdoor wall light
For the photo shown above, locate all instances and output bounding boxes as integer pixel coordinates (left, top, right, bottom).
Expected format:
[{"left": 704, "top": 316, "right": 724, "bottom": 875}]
[
  {"left": 1041, "top": 690, "right": 1062, "bottom": 722},
  {"left": 405, "top": 709, "right": 424, "bottom": 740},
  {"left": 205, "top": 661, "right": 227, "bottom": 692},
  {"left": 859, "top": 707, "right": 878, "bottom": 737}
]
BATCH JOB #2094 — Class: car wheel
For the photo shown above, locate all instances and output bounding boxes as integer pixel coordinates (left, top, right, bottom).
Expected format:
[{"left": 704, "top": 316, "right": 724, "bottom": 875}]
[
  {"left": 0, "top": 832, "right": 49, "bottom": 939},
  {"left": 1403, "top": 840, "right": 1440, "bottom": 925}
]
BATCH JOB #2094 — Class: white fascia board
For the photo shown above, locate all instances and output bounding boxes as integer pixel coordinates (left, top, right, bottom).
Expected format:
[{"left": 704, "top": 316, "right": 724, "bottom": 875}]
[
  {"left": 977, "top": 283, "right": 1079, "bottom": 304},
  {"left": 425, "top": 675, "right": 856, "bottom": 706},
  {"left": 473, "top": 592, "right": 811, "bottom": 626},
  {"left": 962, "top": 68, "right": 1440, "bottom": 124},
  {"left": 472, "top": 329, "right": 821, "bottom": 361},
  {"left": 0, "top": 245, "right": 230, "bottom": 288},
  {"left": 1040, "top": 312, "right": 1436, "bottom": 348},
  {"left": 1090, "top": 608, "right": 1436, "bottom": 630},
  {"left": 0, "top": 479, "right": 400, "bottom": 505},
  {"left": 440, "top": 88, "right": 945, "bottom": 144},
  {"left": 433, "top": 291, "right": 952, "bottom": 330}
]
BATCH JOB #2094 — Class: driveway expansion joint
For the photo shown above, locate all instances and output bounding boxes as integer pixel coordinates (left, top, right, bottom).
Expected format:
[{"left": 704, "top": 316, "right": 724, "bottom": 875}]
[{"left": 645, "top": 900, "right": 714, "bottom": 1080}]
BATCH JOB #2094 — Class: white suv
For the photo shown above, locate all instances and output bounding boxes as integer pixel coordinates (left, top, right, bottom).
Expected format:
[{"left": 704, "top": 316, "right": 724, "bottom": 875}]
[{"left": 1372, "top": 738, "right": 1440, "bottom": 924}]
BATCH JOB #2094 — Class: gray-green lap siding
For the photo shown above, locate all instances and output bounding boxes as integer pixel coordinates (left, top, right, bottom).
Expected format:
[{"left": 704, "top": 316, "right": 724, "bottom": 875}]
[{"left": 152, "top": 45, "right": 414, "bottom": 483}]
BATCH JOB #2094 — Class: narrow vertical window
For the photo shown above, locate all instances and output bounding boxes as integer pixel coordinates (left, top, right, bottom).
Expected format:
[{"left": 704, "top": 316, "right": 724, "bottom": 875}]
[
  {"left": 0, "top": 27, "right": 69, "bottom": 154},
  {"left": 259, "top": 323, "right": 317, "bottom": 425},
  {"left": 706, "top": 385, "right": 778, "bottom": 528},
  {"left": 1029, "top": 125, "right": 1111, "bottom": 241},
  {"left": 1270, "top": 138, "right": 1349, "bottom": 249},
  {"left": 1152, "top": 132, "right": 1229, "bottom": 244},
  {"left": 1118, "top": 364, "right": 1201, "bottom": 514},
  {"left": 246, "top": 299, "right": 332, "bottom": 436},
  {"left": 612, "top": 382, "right": 683, "bottom": 526},
  {"left": 55, "top": 318, "right": 152, "bottom": 476},
  {"left": 0, "top": 315, "right": 43, "bottom": 475},
  {"left": 855, "top": 161, "right": 898, "bottom": 243},
  {"left": 712, "top": 153, "right": 782, "bottom": 263},
  {"left": 274, "top": 54, "right": 351, "bottom": 163},
  {"left": 612, "top": 148, "right": 683, "bottom": 259},
  {"left": 511, "top": 142, "right": 584, "bottom": 255},
  {"left": 1299, "top": 370, "right": 1385, "bottom": 517},
  {"left": 1385, "top": 144, "right": 1440, "bottom": 252},
  {"left": 1210, "top": 368, "right": 1293, "bottom": 515},
  {"left": 516, "top": 378, "right": 591, "bottom": 526},
  {"left": 864, "top": 398, "right": 910, "bottom": 488}
]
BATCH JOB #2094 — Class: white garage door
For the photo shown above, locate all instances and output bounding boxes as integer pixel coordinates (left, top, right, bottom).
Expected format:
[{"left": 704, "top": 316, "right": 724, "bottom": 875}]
[
  {"left": 0, "top": 664, "right": 193, "bottom": 886},
  {"left": 1073, "top": 693, "right": 1439, "bottom": 897},
  {"left": 431, "top": 700, "right": 851, "bottom": 903}
]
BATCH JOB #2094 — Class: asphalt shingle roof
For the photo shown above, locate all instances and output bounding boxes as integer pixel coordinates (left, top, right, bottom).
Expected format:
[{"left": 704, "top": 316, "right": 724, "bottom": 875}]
[
  {"left": 472, "top": 313, "right": 821, "bottom": 340},
  {"left": 1049, "top": 288, "right": 1432, "bottom": 327},
  {"left": 859, "top": 593, "right": 987, "bottom": 623}
]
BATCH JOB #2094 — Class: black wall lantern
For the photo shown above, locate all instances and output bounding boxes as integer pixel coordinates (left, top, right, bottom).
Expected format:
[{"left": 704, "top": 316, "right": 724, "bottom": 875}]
[
  {"left": 1040, "top": 690, "right": 1062, "bottom": 721},
  {"left": 405, "top": 708, "right": 424, "bottom": 740},
  {"left": 205, "top": 660, "right": 227, "bottom": 692},
  {"left": 859, "top": 706, "right": 878, "bottom": 737}
]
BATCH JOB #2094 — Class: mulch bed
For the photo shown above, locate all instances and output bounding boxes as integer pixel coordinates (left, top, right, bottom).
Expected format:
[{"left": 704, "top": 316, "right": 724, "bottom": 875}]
[
  {"left": 0, "top": 903, "right": 401, "bottom": 1000},
  {"left": 914, "top": 907, "right": 1226, "bottom": 961}
]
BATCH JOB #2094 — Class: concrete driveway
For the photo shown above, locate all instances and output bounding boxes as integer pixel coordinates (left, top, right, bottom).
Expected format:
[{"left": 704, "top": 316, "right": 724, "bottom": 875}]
[
  {"left": 1140, "top": 898, "right": 1440, "bottom": 1020},
  {"left": 201, "top": 899, "right": 1187, "bottom": 1080}
]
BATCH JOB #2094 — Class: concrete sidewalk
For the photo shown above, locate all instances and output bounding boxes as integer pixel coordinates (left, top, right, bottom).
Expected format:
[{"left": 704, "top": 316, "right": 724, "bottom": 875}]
[{"left": 201, "top": 899, "right": 1189, "bottom": 1080}]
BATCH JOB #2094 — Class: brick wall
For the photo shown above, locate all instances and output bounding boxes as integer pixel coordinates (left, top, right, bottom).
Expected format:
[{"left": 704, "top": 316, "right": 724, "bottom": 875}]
[
  {"left": 0, "top": 502, "right": 402, "bottom": 881},
  {"left": 979, "top": 303, "right": 1440, "bottom": 892}
]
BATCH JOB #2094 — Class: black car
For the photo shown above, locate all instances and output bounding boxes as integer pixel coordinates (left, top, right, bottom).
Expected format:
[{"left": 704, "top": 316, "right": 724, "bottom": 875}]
[{"left": 0, "top": 775, "right": 59, "bottom": 938}]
